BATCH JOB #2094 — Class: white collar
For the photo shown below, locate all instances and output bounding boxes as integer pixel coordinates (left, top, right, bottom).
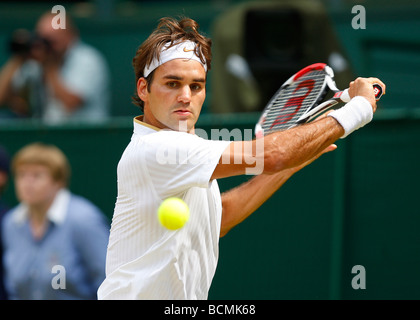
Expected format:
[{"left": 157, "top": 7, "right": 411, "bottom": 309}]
[
  {"left": 12, "top": 188, "right": 71, "bottom": 225},
  {"left": 133, "top": 115, "right": 160, "bottom": 135}
]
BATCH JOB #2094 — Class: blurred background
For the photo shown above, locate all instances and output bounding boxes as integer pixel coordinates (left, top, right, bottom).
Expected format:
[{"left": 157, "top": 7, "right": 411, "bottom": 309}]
[{"left": 0, "top": 0, "right": 419, "bottom": 299}]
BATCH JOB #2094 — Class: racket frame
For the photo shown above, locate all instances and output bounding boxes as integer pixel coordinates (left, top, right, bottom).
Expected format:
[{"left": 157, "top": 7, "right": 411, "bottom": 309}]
[
  {"left": 255, "top": 63, "right": 383, "bottom": 137},
  {"left": 255, "top": 63, "right": 334, "bottom": 137},
  {"left": 295, "top": 66, "right": 349, "bottom": 124}
]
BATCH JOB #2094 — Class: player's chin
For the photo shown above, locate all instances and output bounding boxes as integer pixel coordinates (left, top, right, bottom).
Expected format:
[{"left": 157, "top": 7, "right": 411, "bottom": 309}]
[
  {"left": 167, "top": 119, "right": 195, "bottom": 132},
  {"left": 171, "top": 113, "right": 197, "bottom": 131}
]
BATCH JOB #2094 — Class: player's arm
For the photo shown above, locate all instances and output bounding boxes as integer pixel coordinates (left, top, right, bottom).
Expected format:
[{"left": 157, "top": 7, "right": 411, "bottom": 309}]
[
  {"left": 215, "top": 77, "right": 385, "bottom": 237},
  {"left": 210, "top": 77, "right": 382, "bottom": 180},
  {"left": 219, "top": 144, "right": 336, "bottom": 237},
  {"left": 211, "top": 113, "right": 343, "bottom": 180}
]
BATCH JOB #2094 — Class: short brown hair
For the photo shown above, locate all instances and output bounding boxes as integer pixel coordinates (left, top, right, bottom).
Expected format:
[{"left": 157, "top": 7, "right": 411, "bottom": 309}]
[
  {"left": 12, "top": 142, "right": 71, "bottom": 187},
  {"left": 131, "top": 17, "right": 212, "bottom": 111}
]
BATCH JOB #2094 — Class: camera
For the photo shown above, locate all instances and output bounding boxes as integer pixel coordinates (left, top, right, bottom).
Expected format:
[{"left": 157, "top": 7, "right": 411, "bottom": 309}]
[{"left": 8, "top": 29, "right": 51, "bottom": 56}]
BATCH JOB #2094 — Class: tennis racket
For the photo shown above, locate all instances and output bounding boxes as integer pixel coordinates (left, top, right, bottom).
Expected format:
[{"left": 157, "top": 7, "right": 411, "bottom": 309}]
[{"left": 255, "top": 63, "right": 384, "bottom": 138}]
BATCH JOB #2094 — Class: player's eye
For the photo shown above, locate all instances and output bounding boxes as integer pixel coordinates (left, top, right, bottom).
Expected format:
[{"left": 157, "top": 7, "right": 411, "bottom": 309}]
[
  {"left": 190, "top": 83, "right": 203, "bottom": 91},
  {"left": 166, "top": 81, "right": 179, "bottom": 88}
]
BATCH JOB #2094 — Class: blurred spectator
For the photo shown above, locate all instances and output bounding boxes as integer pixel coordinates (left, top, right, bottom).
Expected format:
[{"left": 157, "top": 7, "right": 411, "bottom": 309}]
[
  {"left": 0, "top": 145, "right": 10, "bottom": 300},
  {"left": 0, "top": 11, "right": 110, "bottom": 124},
  {"left": 1, "top": 143, "right": 109, "bottom": 299}
]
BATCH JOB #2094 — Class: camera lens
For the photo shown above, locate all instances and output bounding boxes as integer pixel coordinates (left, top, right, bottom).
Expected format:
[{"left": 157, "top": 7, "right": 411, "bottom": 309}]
[{"left": 8, "top": 29, "right": 34, "bottom": 55}]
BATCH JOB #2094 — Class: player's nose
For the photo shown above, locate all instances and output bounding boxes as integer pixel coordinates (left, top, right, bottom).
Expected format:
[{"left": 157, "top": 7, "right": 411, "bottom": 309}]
[{"left": 177, "top": 85, "right": 191, "bottom": 104}]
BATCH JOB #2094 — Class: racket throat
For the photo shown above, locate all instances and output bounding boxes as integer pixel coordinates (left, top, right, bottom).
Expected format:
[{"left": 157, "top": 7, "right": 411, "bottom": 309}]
[{"left": 296, "top": 100, "right": 339, "bottom": 124}]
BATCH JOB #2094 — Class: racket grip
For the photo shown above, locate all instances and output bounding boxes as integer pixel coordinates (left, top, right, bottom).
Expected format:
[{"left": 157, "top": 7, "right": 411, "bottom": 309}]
[
  {"left": 341, "top": 83, "right": 384, "bottom": 103},
  {"left": 373, "top": 83, "right": 384, "bottom": 100}
]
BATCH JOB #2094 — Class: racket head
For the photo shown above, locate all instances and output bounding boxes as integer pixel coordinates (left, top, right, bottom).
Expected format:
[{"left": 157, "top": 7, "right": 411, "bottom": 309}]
[{"left": 255, "top": 63, "right": 334, "bottom": 138}]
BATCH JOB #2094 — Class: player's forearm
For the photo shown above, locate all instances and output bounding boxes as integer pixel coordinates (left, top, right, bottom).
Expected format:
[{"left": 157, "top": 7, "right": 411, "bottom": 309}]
[
  {"left": 212, "top": 116, "right": 343, "bottom": 180},
  {"left": 219, "top": 139, "right": 337, "bottom": 237},
  {"left": 220, "top": 168, "right": 296, "bottom": 237},
  {"left": 263, "top": 116, "right": 343, "bottom": 173}
]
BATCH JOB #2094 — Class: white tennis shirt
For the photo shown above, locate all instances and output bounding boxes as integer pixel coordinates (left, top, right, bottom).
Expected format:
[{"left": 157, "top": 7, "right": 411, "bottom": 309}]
[{"left": 97, "top": 116, "right": 231, "bottom": 299}]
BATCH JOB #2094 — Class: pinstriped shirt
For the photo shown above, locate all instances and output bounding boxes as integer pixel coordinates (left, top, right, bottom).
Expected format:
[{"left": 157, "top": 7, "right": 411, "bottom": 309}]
[{"left": 98, "top": 116, "right": 231, "bottom": 300}]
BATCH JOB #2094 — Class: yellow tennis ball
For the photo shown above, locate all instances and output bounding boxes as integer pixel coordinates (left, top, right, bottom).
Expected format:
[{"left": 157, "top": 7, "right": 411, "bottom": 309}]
[{"left": 158, "top": 197, "right": 190, "bottom": 230}]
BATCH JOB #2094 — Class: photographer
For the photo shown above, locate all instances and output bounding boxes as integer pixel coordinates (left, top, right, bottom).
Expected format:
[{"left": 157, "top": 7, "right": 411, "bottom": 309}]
[{"left": 0, "top": 11, "right": 110, "bottom": 124}]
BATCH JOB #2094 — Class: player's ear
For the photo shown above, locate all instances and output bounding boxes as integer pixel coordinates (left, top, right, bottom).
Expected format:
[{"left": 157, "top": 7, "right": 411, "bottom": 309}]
[{"left": 137, "top": 77, "right": 148, "bottom": 103}]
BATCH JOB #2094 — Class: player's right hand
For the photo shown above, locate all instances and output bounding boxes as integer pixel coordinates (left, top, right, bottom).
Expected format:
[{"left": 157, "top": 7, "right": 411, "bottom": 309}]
[{"left": 348, "top": 77, "right": 386, "bottom": 112}]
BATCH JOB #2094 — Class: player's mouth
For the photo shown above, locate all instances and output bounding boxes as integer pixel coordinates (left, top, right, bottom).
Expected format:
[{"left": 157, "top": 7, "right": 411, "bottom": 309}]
[{"left": 174, "top": 109, "right": 192, "bottom": 117}]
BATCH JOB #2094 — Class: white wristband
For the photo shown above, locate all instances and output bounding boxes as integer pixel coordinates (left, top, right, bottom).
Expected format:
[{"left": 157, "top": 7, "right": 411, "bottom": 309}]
[{"left": 328, "top": 96, "right": 373, "bottom": 138}]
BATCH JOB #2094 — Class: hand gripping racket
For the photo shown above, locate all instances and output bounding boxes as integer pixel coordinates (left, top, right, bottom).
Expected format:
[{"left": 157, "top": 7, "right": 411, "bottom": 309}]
[{"left": 255, "top": 63, "right": 384, "bottom": 138}]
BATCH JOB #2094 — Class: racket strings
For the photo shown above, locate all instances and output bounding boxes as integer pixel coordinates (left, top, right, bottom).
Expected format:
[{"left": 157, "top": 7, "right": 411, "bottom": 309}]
[{"left": 263, "top": 71, "right": 326, "bottom": 133}]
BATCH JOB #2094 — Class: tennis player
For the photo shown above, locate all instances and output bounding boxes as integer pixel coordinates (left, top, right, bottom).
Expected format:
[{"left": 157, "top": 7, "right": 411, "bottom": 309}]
[{"left": 97, "top": 17, "right": 385, "bottom": 299}]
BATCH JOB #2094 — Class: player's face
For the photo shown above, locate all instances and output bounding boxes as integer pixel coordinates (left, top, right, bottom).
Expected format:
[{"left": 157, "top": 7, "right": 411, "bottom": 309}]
[
  {"left": 14, "top": 164, "right": 61, "bottom": 209},
  {"left": 139, "top": 59, "right": 206, "bottom": 133}
]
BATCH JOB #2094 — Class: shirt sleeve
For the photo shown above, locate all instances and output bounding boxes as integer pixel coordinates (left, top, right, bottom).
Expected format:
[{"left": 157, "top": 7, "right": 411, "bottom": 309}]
[{"left": 143, "top": 130, "right": 231, "bottom": 199}]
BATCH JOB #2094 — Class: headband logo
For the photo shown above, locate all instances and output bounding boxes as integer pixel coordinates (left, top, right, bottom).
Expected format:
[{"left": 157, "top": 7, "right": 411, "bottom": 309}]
[{"left": 183, "top": 47, "right": 194, "bottom": 53}]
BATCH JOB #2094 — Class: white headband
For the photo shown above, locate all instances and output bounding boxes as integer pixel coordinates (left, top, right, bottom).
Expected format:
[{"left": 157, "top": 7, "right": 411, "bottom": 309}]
[{"left": 143, "top": 40, "right": 207, "bottom": 78}]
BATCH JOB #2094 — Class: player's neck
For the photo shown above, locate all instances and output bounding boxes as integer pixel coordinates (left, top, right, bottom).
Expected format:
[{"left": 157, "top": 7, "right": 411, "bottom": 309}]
[{"left": 142, "top": 111, "right": 196, "bottom": 134}]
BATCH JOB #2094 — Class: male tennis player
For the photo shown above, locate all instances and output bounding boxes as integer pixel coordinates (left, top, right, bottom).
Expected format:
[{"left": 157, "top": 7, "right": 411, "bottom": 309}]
[{"left": 98, "top": 17, "right": 385, "bottom": 299}]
